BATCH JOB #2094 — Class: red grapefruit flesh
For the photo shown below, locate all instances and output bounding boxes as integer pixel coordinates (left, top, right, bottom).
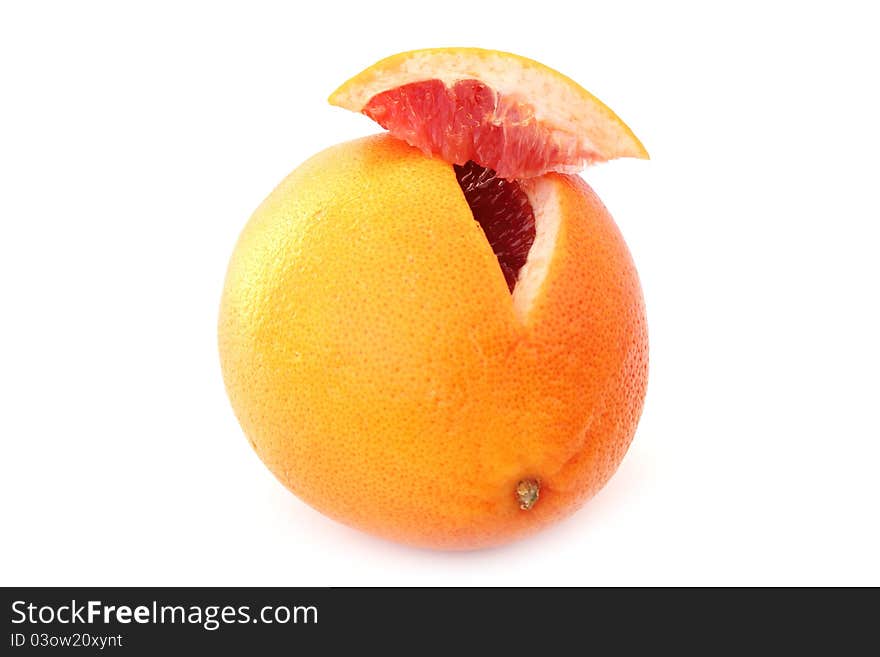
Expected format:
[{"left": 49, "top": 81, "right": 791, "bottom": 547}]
[
  {"left": 454, "top": 160, "right": 536, "bottom": 291},
  {"left": 365, "top": 79, "right": 589, "bottom": 179},
  {"left": 329, "top": 48, "right": 649, "bottom": 180}
]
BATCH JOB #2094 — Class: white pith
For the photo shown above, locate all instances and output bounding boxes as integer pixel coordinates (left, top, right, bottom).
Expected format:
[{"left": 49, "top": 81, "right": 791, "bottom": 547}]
[
  {"left": 512, "top": 178, "right": 561, "bottom": 322},
  {"left": 331, "top": 50, "right": 646, "bottom": 160}
]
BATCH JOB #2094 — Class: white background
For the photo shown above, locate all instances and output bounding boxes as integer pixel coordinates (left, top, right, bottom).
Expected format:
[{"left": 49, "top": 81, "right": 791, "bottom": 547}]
[{"left": 2, "top": 1, "right": 878, "bottom": 586}]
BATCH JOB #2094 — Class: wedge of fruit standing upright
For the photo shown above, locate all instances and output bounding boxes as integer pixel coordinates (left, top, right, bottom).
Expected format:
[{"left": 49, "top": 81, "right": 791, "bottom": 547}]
[{"left": 329, "top": 47, "right": 648, "bottom": 178}]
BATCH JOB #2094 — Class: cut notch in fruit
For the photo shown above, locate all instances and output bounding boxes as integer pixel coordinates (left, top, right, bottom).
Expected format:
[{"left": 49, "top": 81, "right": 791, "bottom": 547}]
[
  {"left": 454, "top": 160, "right": 559, "bottom": 320},
  {"left": 513, "top": 176, "right": 560, "bottom": 321},
  {"left": 454, "top": 161, "right": 535, "bottom": 293},
  {"left": 329, "top": 47, "right": 648, "bottom": 179}
]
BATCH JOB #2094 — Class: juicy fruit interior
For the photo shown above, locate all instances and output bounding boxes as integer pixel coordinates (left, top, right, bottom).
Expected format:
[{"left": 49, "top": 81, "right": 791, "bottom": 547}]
[
  {"left": 454, "top": 161, "right": 536, "bottom": 292},
  {"left": 364, "top": 79, "right": 586, "bottom": 179}
]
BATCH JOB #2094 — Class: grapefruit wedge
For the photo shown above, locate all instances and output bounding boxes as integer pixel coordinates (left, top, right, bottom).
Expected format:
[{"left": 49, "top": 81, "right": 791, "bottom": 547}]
[{"left": 329, "top": 47, "right": 648, "bottom": 179}]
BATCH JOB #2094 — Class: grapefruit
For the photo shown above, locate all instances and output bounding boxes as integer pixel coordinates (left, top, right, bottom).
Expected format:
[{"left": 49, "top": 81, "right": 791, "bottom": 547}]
[{"left": 219, "top": 49, "right": 648, "bottom": 550}]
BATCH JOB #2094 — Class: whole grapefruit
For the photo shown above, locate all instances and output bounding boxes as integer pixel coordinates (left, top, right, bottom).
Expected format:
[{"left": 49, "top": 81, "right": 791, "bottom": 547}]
[{"left": 219, "top": 49, "right": 648, "bottom": 549}]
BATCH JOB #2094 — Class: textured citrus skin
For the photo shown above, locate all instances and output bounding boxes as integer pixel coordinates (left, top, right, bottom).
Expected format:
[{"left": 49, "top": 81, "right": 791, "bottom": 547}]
[{"left": 218, "top": 134, "right": 647, "bottom": 550}]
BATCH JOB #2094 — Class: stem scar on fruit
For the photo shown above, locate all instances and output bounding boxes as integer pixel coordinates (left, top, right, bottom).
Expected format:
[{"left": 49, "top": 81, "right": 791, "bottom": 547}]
[{"left": 516, "top": 479, "right": 540, "bottom": 510}]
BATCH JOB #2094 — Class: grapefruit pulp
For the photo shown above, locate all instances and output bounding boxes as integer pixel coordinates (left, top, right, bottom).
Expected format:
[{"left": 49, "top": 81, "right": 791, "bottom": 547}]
[{"left": 330, "top": 47, "right": 649, "bottom": 178}]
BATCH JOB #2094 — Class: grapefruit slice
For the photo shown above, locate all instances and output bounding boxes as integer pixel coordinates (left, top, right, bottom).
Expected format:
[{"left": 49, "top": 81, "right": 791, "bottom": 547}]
[{"left": 329, "top": 47, "right": 648, "bottom": 179}]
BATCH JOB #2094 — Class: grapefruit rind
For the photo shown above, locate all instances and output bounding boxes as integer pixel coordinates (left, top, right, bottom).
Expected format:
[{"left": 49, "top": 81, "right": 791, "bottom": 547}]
[{"left": 513, "top": 177, "right": 561, "bottom": 322}]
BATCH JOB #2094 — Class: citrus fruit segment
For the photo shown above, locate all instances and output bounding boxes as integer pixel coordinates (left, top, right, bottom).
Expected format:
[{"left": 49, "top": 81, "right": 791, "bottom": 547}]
[{"left": 329, "top": 48, "right": 648, "bottom": 179}]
